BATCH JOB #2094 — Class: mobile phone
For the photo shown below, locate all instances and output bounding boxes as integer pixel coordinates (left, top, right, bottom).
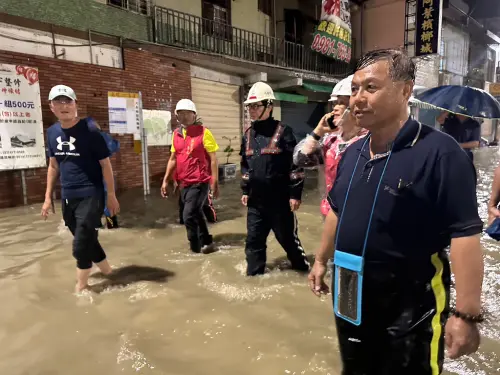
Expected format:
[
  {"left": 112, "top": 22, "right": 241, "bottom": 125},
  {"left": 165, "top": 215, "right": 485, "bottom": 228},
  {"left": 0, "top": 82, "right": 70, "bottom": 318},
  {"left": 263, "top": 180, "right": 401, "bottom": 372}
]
[
  {"left": 327, "top": 115, "right": 336, "bottom": 129},
  {"left": 327, "top": 108, "right": 350, "bottom": 129}
]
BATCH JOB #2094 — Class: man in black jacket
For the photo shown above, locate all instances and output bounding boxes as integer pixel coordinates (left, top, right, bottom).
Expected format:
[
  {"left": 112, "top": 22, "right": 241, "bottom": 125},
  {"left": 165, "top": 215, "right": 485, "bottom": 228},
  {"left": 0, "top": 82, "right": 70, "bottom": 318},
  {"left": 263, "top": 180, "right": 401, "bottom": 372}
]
[{"left": 240, "top": 82, "right": 310, "bottom": 276}]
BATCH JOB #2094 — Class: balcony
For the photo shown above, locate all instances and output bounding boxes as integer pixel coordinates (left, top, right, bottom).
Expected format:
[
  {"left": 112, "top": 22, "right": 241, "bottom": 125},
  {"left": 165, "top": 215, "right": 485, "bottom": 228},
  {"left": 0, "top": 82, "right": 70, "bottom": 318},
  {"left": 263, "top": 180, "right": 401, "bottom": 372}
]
[{"left": 154, "top": 7, "right": 352, "bottom": 77}]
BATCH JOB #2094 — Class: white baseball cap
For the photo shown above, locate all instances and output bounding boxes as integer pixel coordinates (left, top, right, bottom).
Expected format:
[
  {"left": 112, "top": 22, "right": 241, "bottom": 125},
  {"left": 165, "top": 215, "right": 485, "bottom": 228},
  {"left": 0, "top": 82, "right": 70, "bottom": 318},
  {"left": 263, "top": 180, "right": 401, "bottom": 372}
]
[{"left": 48, "top": 85, "right": 77, "bottom": 101}]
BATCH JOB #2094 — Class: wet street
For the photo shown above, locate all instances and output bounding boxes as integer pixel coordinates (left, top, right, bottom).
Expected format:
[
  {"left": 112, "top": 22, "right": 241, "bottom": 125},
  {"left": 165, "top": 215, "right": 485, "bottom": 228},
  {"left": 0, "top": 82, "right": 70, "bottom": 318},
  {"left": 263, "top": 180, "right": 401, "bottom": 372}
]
[{"left": 0, "top": 147, "right": 499, "bottom": 375}]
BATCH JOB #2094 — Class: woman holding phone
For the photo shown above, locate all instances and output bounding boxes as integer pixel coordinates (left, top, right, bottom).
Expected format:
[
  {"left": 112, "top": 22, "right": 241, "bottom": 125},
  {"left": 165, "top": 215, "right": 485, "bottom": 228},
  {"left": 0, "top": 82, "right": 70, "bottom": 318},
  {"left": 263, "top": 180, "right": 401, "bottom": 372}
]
[{"left": 293, "top": 75, "right": 367, "bottom": 218}]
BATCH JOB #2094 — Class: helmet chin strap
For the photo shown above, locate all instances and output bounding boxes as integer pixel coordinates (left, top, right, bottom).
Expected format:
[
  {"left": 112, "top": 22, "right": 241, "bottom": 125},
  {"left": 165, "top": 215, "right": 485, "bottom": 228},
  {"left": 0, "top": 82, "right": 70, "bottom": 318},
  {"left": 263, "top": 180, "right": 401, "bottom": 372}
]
[{"left": 252, "top": 101, "right": 272, "bottom": 123}]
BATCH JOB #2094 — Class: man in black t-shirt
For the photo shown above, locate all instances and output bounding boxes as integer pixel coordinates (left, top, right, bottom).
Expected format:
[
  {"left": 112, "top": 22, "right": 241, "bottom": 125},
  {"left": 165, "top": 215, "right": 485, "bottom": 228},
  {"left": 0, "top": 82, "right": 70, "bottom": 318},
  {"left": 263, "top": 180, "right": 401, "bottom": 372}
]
[{"left": 41, "top": 85, "right": 120, "bottom": 293}]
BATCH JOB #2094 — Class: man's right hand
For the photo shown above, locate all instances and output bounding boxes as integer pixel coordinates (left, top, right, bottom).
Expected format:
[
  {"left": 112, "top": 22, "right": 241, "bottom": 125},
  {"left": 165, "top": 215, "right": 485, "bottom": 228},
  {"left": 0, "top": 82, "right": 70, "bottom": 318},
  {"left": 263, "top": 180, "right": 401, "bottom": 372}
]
[
  {"left": 308, "top": 260, "right": 329, "bottom": 296},
  {"left": 41, "top": 198, "right": 53, "bottom": 220},
  {"left": 241, "top": 195, "right": 249, "bottom": 206},
  {"left": 161, "top": 181, "right": 169, "bottom": 198}
]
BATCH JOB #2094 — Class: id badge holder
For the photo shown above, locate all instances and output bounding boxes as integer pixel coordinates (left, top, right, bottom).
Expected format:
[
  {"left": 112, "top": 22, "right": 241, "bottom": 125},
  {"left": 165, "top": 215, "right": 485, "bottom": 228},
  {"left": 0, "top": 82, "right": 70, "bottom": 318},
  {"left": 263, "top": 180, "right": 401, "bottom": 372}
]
[{"left": 333, "top": 250, "right": 364, "bottom": 326}]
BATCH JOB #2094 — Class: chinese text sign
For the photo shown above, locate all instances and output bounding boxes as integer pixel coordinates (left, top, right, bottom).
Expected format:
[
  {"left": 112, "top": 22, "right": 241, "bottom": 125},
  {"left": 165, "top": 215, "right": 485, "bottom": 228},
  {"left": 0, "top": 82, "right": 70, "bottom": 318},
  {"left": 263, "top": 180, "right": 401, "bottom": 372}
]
[
  {"left": 108, "top": 92, "right": 140, "bottom": 135},
  {"left": 0, "top": 63, "right": 46, "bottom": 171},
  {"left": 415, "top": 0, "right": 442, "bottom": 57},
  {"left": 311, "top": 0, "right": 352, "bottom": 63}
]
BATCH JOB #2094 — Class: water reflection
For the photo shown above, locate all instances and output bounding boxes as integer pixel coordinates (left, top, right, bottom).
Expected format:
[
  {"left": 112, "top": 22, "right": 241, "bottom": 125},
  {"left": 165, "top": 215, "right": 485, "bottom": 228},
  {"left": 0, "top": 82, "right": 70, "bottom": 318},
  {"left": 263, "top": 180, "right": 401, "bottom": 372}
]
[{"left": 0, "top": 149, "right": 498, "bottom": 374}]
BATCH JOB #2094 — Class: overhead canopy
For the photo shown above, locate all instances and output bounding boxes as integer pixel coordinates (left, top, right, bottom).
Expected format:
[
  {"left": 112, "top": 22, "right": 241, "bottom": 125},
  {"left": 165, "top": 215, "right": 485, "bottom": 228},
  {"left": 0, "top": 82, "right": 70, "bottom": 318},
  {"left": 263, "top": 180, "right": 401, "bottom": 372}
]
[
  {"left": 302, "top": 82, "right": 335, "bottom": 94},
  {"left": 274, "top": 91, "right": 308, "bottom": 104}
]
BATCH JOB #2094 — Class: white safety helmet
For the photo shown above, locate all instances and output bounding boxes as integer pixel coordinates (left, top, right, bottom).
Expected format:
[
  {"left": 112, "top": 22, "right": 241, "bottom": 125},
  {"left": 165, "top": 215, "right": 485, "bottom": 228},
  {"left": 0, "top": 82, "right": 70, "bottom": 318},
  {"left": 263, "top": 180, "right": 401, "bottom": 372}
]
[
  {"left": 244, "top": 82, "right": 276, "bottom": 104},
  {"left": 175, "top": 99, "right": 197, "bottom": 114},
  {"left": 329, "top": 75, "right": 353, "bottom": 102}
]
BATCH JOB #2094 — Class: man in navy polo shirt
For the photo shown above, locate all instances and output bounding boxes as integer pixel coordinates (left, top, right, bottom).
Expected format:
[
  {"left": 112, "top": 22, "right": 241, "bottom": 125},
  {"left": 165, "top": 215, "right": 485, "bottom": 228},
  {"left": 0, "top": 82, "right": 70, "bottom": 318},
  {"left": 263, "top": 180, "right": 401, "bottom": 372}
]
[
  {"left": 41, "top": 85, "right": 120, "bottom": 293},
  {"left": 308, "top": 49, "right": 484, "bottom": 374}
]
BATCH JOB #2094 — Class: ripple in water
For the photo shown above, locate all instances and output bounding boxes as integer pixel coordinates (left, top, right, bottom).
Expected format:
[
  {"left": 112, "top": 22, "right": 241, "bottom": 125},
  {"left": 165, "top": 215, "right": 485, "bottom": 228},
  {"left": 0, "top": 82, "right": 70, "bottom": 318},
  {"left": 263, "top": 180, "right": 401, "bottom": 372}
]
[
  {"left": 199, "top": 260, "right": 287, "bottom": 302},
  {"left": 116, "top": 333, "right": 155, "bottom": 371}
]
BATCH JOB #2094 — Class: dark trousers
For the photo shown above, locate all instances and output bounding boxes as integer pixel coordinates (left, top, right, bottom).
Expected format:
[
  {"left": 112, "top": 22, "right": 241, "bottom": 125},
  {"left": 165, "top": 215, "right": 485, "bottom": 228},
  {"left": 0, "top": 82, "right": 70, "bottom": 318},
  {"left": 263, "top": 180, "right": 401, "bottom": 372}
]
[
  {"left": 181, "top": 183, "right": 213, "bottom": 252},
  {"left": 245, "top": 199, "right": 310, "bottom": 276},
  {"left": 178, "top": 191, "right": 217, "bottom": 224},
  {"left": 334, "top": 256, "right": 450, "bottom": 375},
  {"left": 62, "top": 194, "right": 107, "bottom": 270}
]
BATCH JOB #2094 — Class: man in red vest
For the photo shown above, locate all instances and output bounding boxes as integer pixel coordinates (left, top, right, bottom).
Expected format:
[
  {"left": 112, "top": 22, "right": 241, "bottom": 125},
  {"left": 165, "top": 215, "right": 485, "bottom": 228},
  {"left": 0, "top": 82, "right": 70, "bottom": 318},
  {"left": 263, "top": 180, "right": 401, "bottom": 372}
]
[{"left": 161, "top": 99, "right": 219, "bottom": 253}]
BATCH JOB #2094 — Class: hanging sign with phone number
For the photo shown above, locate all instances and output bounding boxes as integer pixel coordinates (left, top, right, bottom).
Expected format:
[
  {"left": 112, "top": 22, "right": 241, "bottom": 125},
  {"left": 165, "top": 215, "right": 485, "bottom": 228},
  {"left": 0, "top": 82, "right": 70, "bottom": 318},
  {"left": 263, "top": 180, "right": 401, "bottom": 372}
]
[
  {"left": 311, "top": 21, "right": 351, "bottom": 63},
  {"left": 310, "top": 0, "right": 352, "bottom": 63}
]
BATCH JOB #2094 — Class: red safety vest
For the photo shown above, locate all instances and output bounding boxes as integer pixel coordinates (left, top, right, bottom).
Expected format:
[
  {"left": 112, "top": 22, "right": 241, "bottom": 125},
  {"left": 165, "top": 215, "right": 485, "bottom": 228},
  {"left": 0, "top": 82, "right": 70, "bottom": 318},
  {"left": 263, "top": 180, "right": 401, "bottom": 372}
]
[{"left": 173, "top": 125, "right": 212, "bottom": 186}]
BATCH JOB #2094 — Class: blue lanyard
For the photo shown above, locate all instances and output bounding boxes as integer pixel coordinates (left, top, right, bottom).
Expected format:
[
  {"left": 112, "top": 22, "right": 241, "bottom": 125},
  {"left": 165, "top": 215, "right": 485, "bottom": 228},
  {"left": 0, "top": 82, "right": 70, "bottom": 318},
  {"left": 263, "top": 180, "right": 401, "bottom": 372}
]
[{"left": 335, "top": 135, "right": 393, "bottom": 259}]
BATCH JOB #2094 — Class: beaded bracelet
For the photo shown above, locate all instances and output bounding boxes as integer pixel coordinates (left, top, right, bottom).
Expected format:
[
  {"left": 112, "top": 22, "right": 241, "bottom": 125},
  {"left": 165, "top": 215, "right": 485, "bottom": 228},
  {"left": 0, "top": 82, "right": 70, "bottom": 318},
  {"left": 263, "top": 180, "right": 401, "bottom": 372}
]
[{"left": 449, "top": 307, "right": 485, "bottom": 323}]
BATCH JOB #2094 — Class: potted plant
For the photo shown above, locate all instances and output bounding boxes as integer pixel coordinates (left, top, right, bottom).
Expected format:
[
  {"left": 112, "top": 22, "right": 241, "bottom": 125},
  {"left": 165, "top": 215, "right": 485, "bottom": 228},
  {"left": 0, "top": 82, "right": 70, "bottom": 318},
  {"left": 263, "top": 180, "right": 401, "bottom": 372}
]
[{"left": 218, "top": 135, "right": 238, "bottom": 181}]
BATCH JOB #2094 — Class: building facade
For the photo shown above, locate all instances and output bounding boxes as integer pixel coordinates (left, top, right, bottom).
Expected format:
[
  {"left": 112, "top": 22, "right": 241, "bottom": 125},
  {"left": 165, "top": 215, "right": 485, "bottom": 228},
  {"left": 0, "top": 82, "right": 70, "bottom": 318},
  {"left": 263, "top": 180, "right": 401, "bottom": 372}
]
[
  {"left": 0, "top": 0, "right": 355, "bottom": 207},
  {"left": 349, "top": 0, "right": 499, "bottom": 136}
]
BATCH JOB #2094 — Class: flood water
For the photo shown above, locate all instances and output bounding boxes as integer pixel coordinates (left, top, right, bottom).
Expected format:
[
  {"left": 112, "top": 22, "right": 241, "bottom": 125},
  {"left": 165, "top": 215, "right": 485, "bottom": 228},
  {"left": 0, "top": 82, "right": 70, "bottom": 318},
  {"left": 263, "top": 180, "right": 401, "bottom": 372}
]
[{"left": 0, "top": 147, "right": 499, "bottom": 375}]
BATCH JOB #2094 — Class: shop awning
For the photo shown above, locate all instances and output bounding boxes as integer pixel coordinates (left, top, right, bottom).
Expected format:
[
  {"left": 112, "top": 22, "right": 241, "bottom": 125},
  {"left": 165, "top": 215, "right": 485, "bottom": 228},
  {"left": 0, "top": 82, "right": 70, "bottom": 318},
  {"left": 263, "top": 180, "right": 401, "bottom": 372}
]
[
  {"left": 302, "top": 82, "right": 335, "bottom": 93},
  {"left": 274, "top": 91, "right": 308, "bottom": 104}
]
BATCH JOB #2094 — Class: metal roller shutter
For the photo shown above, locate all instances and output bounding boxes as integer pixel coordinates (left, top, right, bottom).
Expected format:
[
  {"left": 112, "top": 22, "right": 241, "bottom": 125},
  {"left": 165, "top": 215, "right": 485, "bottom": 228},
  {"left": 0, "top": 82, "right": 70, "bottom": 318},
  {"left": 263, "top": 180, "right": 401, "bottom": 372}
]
[
  {"left": 280, "top": 101, "right": 326, "bottom": 141},
  {"left": 191, "top": 77, "right": 241, "bottom": 165}
]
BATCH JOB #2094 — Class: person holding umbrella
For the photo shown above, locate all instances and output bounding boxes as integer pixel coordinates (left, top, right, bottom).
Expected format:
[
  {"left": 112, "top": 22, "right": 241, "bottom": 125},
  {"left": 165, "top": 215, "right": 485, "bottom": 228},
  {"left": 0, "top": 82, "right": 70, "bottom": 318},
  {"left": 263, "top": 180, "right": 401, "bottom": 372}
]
[
  {"left": 437, "top": 112, "right": 480, "bottom": 162},
  {"left": 417, "top": 84, "right": 500, "bottom": 162}
]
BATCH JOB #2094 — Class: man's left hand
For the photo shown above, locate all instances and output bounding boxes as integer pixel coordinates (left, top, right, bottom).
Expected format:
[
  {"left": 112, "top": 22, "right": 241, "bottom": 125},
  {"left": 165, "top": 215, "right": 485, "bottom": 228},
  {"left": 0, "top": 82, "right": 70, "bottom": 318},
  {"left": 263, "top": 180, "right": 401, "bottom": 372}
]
[
  {"left": 106, "top": 193, "right": 120, "bottom": 217},
  {"left": 211, "top": 182, "right": 219, "bottom": 199},
  {"left": 290, "top": 199, "right": 301, "bottom": 212},
  {"left": 445, "top": 316, "right": 480, "bottom": 359},
  {"left": 488, "top": 206, "right": 500, "bottom": 225}
]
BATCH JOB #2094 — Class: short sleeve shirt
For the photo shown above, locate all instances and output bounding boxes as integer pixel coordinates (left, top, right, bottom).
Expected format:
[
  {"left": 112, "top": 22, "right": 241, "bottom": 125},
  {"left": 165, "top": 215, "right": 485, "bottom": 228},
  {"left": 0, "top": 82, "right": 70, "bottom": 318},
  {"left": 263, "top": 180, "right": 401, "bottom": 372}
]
[
  {"left": 170, "top": 127, "right": 219, "bottom": 153},
  {"left": 328, "top": 118, "right": 482, "bottom": 282},
  {"left": 47, "top": 119, "right": 110, "bottom": 199}
]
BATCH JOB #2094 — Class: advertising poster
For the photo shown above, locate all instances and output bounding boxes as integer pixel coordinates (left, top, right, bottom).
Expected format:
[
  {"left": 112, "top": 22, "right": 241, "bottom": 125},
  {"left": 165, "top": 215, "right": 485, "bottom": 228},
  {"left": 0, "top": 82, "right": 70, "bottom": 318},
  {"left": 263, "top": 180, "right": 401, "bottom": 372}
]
[
  {"left": 310, "top": 0, "right": 352, "bottom": 63},
  {"left": 0, "top": 63, "right": 46, "bottom": 170},
  {"left": 108, "top": 91, "right": 140, "bottom": 135}
]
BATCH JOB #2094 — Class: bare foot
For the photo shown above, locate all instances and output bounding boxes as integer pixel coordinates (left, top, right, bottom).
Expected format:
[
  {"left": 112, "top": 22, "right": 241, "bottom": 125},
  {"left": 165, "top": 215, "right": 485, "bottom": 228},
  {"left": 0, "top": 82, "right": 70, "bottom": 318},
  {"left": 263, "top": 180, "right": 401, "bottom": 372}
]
[{"left": 75, "top": 283, "right": 90, "bottom": 293}]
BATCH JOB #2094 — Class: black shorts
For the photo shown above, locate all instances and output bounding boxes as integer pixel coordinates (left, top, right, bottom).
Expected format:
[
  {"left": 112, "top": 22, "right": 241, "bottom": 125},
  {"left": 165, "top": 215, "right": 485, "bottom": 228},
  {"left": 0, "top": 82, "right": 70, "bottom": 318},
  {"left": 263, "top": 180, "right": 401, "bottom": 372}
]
[{"left": 62, "top": 194, "right": 107, "bottom": 269}]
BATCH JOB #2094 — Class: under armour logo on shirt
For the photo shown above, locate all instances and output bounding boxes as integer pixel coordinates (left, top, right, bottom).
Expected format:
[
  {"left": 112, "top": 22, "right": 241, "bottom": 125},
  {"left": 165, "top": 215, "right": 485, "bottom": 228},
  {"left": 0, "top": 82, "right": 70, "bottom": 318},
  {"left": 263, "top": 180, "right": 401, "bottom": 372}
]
[{"left": 56, "top": 136, "right": 76, "bottom": 151}]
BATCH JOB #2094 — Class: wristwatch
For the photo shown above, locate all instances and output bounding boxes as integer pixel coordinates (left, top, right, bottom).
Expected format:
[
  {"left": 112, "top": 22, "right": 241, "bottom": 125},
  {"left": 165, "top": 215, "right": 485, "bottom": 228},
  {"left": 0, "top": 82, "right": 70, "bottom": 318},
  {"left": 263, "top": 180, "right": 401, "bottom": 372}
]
[{"left": 310, "top": 131, "right": 322, "bottom": 141}]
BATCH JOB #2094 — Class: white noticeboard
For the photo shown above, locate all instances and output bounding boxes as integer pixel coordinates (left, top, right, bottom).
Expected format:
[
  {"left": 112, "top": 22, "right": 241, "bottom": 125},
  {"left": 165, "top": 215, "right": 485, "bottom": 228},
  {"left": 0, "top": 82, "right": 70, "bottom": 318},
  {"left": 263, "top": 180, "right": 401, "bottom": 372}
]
[
  {"left": 142, "top": 109, "right": 172, "bottom": 146},
  {"left": 108, "top": 91, "right": 140, "bottom": 135},
  {"left": 0, "top": 63, "right": 46, "bottom": 171}
]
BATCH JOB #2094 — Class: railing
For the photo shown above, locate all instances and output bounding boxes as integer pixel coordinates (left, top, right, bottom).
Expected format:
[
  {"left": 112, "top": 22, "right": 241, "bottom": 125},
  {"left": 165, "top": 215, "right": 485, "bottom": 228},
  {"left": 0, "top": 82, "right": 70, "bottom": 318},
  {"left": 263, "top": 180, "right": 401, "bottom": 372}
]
[{"left": 154, "top": 7, "right": 352, "bottom": 77}]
